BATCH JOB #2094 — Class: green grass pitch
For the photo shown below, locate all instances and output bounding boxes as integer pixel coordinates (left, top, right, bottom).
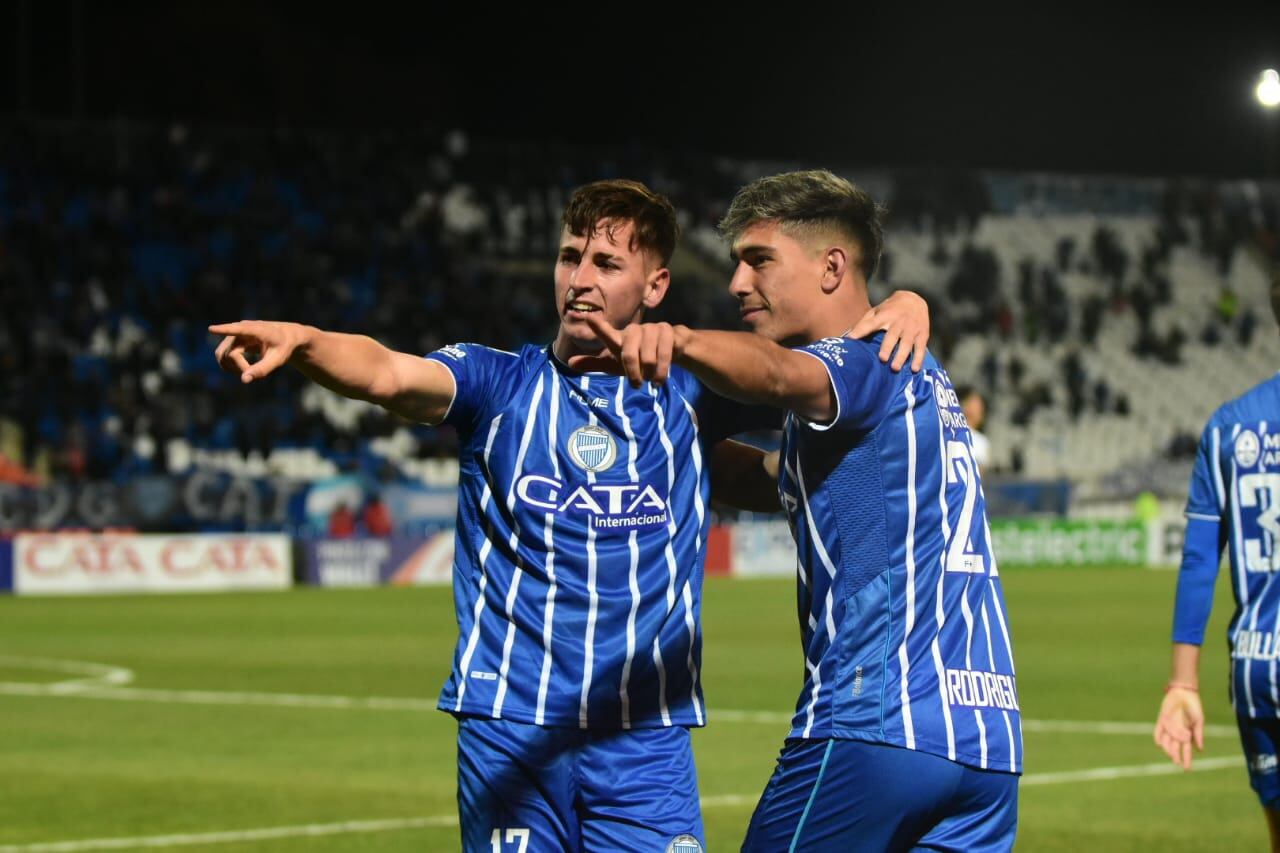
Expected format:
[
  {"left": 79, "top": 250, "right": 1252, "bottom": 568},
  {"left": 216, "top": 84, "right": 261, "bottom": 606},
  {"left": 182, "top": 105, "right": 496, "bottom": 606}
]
[{"left": 0, "top": 566, "right": 1258, "bottom": 851}]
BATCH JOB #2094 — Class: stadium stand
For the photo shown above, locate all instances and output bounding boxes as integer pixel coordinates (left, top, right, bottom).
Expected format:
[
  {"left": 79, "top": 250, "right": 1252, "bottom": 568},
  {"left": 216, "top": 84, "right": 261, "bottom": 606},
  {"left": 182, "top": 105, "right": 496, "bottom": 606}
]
[{"left": 2, "top": 120, "right": 1278, "bottom": 522}]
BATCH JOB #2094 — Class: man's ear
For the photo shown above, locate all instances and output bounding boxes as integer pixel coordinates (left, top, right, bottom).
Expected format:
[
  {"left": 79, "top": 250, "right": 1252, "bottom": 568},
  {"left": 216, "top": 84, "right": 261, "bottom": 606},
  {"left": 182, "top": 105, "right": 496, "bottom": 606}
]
[
  {"left": 820, "top": 246, "right": 848, "bottom": 294},
  {"left": 644, "top": 267, "right": 671, "bottom": 309}
]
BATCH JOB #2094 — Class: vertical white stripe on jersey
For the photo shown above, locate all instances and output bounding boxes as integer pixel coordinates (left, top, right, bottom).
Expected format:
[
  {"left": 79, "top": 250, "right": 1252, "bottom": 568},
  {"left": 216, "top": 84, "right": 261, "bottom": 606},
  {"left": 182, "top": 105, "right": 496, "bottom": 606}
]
[
  {"left": 1232, "top": 444, "right": 1261, "bottom": 718},
  {"left": 983, "top": 514, "right": 1017, "bottom": 675},
  {"left": 783, "top": 450, "right": 811, "bottom": 594},
  {"left": 801, "top": 657, "right": 822, "bottom": 739},
  {"left": 1226, "top": 423, "right": 1254, "bottom": 716},
  {"left": 795, "top": 453, "right": 840, "bottom": 639},
  {"left": 926, "top": 394, "right": 957, "bottom": 758},
  {"left": 616, "top": 378, "right": 642, "bottom": 729},
  {"left": 680, "top": 397, "right": 707, "bottom": 726},
  {"left": 493, "top": 375, "right": 546, "bottom": 718},
  {"left": 896, "top": 384, "right": 919, "bottom": 750},
  {"left": 983, "top": 596, "right": 1013, "bottom": 768},
  {"left": 579, "top": 376, "right": 602, "bottom": 728},
  {"left": 1212, "top": 427, "right": 1226, "bottom": 512},
  {"left": 649, "top": 384, "right": 682, "bottom": 726},
  {"left": 454, "top": 415, "right": 505, "bottom": 712},
  {"left": 794, "top": 448, "right": 838, "bottom": 737},
  {"left": 534, "top": 371, "right": 564, "bottom": 725},
  {"left": 930, "top": 572, "right": 957, "bottom": 761},
  {"left": 974, "top": 710, "right": 989, "bottom": 770},
  {"left": 981, "top": 598, "right": 1012, "bottom": 770}
]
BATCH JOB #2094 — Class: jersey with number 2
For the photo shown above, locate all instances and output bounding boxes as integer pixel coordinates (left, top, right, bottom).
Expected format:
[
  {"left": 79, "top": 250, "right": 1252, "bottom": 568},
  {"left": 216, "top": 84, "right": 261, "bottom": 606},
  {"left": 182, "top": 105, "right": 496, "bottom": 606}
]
[{"left": 776, "top": 334, "right": 1022, "bottom": 774}]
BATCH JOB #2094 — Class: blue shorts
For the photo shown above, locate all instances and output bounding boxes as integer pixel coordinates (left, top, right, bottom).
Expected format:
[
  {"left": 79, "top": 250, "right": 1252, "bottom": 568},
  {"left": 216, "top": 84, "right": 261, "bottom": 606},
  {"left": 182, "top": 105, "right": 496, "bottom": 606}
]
[
  {"left": 456, "top": 716, "right": 704, "bottom": 852},
  {"left": 742, "top": 739, "right": 1019, "bottom": 852},
  {"left": 1238, "top": 715, "right": 1280, "bottom": 809}
]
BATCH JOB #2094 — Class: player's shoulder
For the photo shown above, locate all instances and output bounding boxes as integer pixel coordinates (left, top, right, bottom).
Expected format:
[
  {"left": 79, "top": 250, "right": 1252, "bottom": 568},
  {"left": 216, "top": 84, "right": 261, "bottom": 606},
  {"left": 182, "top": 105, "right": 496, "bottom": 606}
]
[
  {"left": 1214, "top": 372, "right": 1280, "bottom": 427},
  {"left": 801, "top": 333, "right": 939, "bottom": 373},
  {"left": 427, "top": 342, "right": 528, "bottom": 372}
]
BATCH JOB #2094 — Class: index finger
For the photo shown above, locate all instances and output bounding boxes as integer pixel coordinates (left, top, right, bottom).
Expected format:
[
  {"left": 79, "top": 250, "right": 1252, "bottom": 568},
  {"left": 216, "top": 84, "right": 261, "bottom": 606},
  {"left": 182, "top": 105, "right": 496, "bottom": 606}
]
[
  {"left": 581, "top": 312, "right": 625, "bottom": 354},
  {"left": 209, "top": 322, "right": 254, "bottom": 336}
]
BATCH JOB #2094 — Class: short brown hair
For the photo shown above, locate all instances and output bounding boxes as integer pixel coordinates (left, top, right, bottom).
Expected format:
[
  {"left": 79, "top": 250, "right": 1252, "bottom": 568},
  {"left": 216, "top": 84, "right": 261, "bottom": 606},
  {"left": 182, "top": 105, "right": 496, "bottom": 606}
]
[
  {"left": 562, "top": 180, "right": 680, "bottom": 267},
  {"left": 718, "top": 169, "right": 885, "bottom": 281}
]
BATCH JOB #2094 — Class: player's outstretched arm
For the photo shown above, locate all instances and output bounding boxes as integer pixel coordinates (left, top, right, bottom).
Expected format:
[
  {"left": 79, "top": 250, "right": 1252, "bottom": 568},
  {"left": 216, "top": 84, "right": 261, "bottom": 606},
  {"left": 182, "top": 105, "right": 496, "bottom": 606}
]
[
  {"left": 209, "top": 321, "right": 454, "bottom": 424},
  {"left": 1153, "top": 642, "right": 1205, "bottom": 770},
  {"left": 570, "top": 314, "right": 838, "bottom": 422},
  {"left": 710, "top": 441, "right": 781, "bottom": 513}
]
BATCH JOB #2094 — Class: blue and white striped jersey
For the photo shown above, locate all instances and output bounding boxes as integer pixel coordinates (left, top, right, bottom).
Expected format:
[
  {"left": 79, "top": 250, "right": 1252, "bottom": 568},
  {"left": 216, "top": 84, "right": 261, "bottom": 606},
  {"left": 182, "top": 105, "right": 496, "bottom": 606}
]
[
  {"left": 427, "top": 342, "right": 763, "bottom": 730},
  {"left": 1177, "top": 373, "right": 1280, "bottom": 719},
  {"left": 776, "top": 335, "right": 1022, "bottom": 774}
]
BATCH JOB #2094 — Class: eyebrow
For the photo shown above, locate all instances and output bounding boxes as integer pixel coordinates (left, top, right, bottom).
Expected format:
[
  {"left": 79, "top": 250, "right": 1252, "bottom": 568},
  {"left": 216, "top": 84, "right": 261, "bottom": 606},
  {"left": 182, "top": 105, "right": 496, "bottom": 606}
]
[{"left": 730, "top": 243, "right": 772, "bottom": 262}]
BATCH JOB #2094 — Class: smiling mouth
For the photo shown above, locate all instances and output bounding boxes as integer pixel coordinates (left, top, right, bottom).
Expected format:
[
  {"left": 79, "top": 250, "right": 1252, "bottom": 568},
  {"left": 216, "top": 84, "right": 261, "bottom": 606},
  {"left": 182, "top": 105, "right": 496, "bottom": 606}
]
[
  {"left": 740, "top": 306, "right": 765, "bottom": 320},
  {"left": 565, "top": 301, "right": 601, "bottom": 319}
]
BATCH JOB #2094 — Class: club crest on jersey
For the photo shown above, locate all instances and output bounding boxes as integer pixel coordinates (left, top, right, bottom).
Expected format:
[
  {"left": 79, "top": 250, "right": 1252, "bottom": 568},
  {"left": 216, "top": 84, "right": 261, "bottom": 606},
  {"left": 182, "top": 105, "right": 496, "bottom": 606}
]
[
  {"left": 568, "top": 425, "right": 617, "bottom": 472},
  {"left": 666, "top": 835, "right": 703, "bottom": 853},
  {"left": 1236, "top": 429, "right": 1261, "bottom": 469}
]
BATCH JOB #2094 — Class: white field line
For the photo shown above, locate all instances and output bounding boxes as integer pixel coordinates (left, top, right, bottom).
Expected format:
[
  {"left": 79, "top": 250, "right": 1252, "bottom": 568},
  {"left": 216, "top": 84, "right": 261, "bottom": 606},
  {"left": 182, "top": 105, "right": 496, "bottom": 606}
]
[
  {"left": 0, "top": 816, "right": 455, "bottom": 852},
  {"left": 0, "top": 678, "right": 1242, "bottom": 739},
  {"left": 0, "top": 758, "right": 1243, "bottom": 851},
  {"left": 1021, "top": 755, "right": 1243, "bottom": 785},
  {"left": 0, "top": 657, "right": 133, "bottom": 689}
]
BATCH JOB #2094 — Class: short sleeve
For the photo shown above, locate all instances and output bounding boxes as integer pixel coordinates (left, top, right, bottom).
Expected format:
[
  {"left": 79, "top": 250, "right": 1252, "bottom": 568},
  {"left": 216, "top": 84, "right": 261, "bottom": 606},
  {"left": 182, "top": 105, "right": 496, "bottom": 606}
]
[
  {"left": 1184, "top": 419, "right": 1222, "bottom": 521},
  {"left": 795, "top": 336, "right": 900, "bottom": 432},
  {"left": 424, "top": 343, "right": 516, "bottom": 435}
]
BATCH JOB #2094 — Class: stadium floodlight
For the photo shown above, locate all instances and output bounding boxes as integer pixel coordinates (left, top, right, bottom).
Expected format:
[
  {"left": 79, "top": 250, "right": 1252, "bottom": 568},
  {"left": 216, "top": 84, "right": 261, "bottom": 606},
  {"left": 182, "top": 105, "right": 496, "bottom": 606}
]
[{"left": 1257, "top": 69, "right": 1280, "bottom": 108}]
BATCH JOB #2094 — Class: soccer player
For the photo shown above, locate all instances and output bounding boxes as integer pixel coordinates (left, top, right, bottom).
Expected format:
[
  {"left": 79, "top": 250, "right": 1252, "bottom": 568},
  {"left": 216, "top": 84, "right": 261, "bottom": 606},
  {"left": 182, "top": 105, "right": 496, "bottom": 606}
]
[
  {"left": 575, "top": 169, "right": 1021, "bottom": 851},
  {"left": 209, "top": 179, "right": 930, "bottom": 852},
  {"left": 1154, "top": 282, "right": 1280, "bottom": 851}
]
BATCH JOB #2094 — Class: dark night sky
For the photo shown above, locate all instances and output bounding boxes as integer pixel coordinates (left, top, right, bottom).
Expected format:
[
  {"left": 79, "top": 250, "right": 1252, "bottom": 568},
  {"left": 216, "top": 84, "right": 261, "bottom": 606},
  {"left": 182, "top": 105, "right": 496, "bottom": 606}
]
[{"left": 5, "top": 1, "right": 1280, "bottom": 178}]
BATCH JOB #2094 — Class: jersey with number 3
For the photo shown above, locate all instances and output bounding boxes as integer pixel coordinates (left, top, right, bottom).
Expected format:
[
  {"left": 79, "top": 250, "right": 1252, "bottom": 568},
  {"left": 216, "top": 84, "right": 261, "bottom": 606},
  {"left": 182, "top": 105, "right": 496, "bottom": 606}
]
[
  {"left": 1183, "top": 374, "right": 1280, "bottom": 718},
  {"left": 776, "top": 335, "right": 1022, "bottom": 774}
]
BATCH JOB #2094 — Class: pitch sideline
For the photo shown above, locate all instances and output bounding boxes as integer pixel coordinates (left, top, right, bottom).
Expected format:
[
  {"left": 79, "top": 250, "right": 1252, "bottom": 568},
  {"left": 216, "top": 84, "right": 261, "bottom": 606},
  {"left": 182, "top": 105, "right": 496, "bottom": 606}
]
[{"left": 0, "top": 758, "right": 1245, "bottom": 851}]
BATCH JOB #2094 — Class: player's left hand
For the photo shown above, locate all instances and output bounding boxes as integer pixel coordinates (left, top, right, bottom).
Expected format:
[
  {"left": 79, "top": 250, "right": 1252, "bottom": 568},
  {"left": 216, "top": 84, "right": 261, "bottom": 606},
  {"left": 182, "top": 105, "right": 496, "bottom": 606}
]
[
  {"left": 1153, "top": 686, "right": 1205, "bottom": 770},
  {"left": 850, "top": 290, "right": 930, "bottom": 372},
  {"left": 567, "top": 313, "right": 684, "bottom": 387}
]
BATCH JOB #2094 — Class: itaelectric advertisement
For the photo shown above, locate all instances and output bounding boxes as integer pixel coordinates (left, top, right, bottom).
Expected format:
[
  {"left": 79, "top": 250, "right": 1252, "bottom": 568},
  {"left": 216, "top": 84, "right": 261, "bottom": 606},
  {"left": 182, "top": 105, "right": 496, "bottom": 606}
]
[{"left": 12, "top": 534, "right": 293, "bottom": 596}]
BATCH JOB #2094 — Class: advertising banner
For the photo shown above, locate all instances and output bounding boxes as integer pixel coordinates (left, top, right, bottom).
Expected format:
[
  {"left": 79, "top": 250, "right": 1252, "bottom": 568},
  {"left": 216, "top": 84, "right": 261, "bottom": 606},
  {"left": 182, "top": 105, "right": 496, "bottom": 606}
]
[
  {"left": 988, "top": 519, "right": 1146, "bottom": 567},
  {"left": 13, "top": 533, "right": 293, "bottom": 595},
  {"left": 304, "top": 532, "right": 456, "bottom": 588},
  {"left": 729, "top": 519, "right": 796, "bottom": 578}
]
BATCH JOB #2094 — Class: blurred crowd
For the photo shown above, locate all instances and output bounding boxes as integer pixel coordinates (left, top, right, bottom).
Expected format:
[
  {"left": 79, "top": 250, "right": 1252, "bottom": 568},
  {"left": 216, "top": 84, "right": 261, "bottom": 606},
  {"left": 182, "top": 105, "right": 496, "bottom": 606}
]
[{"left": 2, "top": 120, "right": 1277, "bottom": 485}]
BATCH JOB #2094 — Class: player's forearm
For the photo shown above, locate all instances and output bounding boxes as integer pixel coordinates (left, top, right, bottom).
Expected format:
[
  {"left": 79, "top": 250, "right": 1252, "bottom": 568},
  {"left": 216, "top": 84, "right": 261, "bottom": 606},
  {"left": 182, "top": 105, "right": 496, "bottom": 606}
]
[
  {"left": 289, "top": 327, "right": 402, "bottom": 403},
  {"left": 710, "top": 441, "right": 780, "bottom": 513},
  {"left": 1169, "top": 642, "right": 1201, "bottom": 687},
  {"left": 674, "top": 328, "right": 832, "bottom": 422}
]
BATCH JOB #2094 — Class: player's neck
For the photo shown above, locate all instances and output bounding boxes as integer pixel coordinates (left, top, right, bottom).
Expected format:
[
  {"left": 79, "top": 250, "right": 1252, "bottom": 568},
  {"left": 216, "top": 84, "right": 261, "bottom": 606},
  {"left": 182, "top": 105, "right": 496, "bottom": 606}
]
[
  {"left": 804, "top": 293, "right": 872, "bottom": 343},
  {"left": 551, "top": 331, "right": 601, "bottom": 365}
]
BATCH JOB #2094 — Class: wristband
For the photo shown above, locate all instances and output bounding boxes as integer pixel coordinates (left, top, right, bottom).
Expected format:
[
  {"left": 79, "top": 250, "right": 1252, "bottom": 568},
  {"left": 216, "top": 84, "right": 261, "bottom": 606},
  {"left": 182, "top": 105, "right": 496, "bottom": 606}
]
[{"left": 1165, "top": 681, "right": 1198, "bottom": 693}]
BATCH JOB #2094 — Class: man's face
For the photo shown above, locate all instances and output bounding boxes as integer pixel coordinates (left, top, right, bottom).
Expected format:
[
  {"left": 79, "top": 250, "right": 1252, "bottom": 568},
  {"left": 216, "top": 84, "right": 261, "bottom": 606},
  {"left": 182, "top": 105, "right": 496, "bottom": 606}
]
[
  {"left": 554, "top": 219, "right": 668, "bottom": 354},
  {"left": 728, "top": 221, "right": 829, "bottom": 347},
  {"left": 962, "top": 392, "right": 986, "bottom": 431}
]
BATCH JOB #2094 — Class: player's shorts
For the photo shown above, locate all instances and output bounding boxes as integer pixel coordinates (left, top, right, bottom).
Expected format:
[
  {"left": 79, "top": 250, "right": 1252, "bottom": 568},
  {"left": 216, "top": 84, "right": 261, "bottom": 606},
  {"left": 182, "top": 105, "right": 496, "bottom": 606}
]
[
  {"left": 1237, "top": 714, "right": 1280, "bottom": 809},
  {"left": 742, "top": 738, "right": 1018, "bottom": 852},
  {"left": 456, "top": 715, "right": 705, "bottom": 852}
]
